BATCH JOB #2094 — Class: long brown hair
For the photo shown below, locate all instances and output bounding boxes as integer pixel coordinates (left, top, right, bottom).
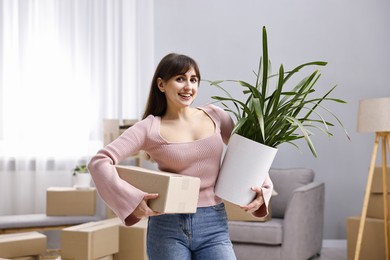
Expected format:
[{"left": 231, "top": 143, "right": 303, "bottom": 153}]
[{"left": 142, "top": 53, "right": 201, "bottom": 119}]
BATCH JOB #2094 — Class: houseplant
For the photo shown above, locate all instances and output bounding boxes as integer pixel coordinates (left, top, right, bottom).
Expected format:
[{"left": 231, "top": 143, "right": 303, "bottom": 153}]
[
  {"left": 72, "top": 164, "right": 92, "bottom": 188},
  {"left": 208, "top": 26, "right": 349, "bottom": 205}
]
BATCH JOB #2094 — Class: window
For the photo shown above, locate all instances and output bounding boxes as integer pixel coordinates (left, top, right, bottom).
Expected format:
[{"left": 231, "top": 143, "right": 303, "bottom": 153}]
[{"left": 0, "top": 0, "right": 154, "bottom": 159}]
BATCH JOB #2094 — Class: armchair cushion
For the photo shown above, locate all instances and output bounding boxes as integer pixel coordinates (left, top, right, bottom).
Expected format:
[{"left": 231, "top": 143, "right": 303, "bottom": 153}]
[
  {"left": 229, "top": 218, "right": 283, "bottom": 245},
  {"left": 270, "top": 168, "right": 314, "bottom": 218}
]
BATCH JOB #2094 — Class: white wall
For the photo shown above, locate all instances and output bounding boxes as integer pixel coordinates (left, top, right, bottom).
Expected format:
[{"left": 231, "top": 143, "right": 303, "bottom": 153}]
[{"left": 152, "top": 0, "right": 390, "bottom": 239}]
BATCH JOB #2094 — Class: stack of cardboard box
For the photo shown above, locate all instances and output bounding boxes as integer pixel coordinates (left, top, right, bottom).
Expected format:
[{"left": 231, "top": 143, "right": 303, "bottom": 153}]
[
  {"left": 61, "top": 218, "right": 120, "bottom": 260},
  {"left": 59, "top": 165, "right": 201, "bottom": 260},
  {"left": 60, "top": 217, "right": 148, "bottom": 260},
  {"left": 0, "top": 165, "right": 200, "bottom": 259},
  {"left": 347, "top": 167, "right": 390, "bottom": 260}
]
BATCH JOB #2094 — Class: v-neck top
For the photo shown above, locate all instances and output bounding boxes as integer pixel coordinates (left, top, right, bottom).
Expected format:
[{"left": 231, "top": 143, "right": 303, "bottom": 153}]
[{"left": 88, "top": 104, "right": 235, "bottom": 225}]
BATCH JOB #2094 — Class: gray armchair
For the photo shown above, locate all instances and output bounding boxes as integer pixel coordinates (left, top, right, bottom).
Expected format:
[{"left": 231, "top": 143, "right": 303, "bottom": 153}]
[{"left": 228, "top": 168, "right": 325, "bottom": 260}]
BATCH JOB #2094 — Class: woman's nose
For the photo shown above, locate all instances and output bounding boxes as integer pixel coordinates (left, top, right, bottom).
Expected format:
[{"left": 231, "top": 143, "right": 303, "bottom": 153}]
[{"left": 184, "top": 81, "right": 192, "bottom": 89}]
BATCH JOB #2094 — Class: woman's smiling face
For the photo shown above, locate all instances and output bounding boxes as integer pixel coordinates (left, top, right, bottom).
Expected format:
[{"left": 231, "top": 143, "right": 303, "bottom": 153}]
[{"left": 157, "top": 67, "right": 199, "bottom": 109}]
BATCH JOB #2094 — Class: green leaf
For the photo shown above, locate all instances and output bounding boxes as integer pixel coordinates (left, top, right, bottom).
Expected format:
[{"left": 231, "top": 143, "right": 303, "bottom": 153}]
[
  {"left": 286, "top": 116, "right": 318, "bottom": 157},
  {"left": 261, "top": 26, "right": 269, "bottom": 105}
]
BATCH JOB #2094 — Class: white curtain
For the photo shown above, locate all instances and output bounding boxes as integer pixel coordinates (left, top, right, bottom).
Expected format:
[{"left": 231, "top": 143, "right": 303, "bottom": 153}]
[{"left": 0, "top": 0, "right": 154, "bottom": 215}]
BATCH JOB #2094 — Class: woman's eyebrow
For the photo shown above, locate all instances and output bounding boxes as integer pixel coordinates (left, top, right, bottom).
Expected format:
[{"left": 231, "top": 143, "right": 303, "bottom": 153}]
[{"left": 178, "top": 73, "right": 198, "bottom": 78}]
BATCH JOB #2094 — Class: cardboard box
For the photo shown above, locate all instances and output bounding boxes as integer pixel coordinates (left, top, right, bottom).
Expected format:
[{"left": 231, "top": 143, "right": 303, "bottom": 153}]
[
  {"left": 347, "top": 216, "right": 389, "bottom": 260},
  {"left": 224, "top": 200, "right": 272, "bottom": 222},
  {"left": 61, "top": 219, "right": 120, "bottom": 260},
  {"left": 113, "top": 218, "right": 148, "bottom": 260},
  {"left": 46, "top": 187, "right": 96, "bottom": 216},
  {"left": 115, "top": 165, "right": 200, "bottom": 213},
  {"left": 372, "top": 166, "right": 390, "bottom": 193},
  {"left": 0, "top": 232, "right": 46, "bottom": 258},
  {"left": 367, "top": 193, "right": 390, "bottom": 219}
]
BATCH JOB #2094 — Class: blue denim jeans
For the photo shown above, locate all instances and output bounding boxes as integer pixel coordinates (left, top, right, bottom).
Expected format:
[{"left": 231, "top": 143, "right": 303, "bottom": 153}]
[{"left": 147, "top": 203, "right": 236, "bottom": 260}]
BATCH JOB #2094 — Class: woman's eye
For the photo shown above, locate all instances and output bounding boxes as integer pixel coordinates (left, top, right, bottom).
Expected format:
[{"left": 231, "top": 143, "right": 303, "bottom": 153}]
[
  {"left": 176, "top": 77, "right": 184, "bottom": 82},
  {"left": 190, "top": 78, "right": 198, "bottom": 83}
]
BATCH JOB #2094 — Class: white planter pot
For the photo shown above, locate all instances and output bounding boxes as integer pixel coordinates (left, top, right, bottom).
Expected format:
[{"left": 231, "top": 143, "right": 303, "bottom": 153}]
[
  {"left": 74, "top": 173, "right": 92, "bottom": 189},
  {"left": 215, "top": 133, "right": 278, "bottom": 206}
]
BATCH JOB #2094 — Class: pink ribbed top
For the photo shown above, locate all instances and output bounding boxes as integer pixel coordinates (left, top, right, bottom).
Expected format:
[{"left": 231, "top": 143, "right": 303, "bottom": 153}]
[{"left": 88, "top": 104, "right": 237, "bottom": 225}]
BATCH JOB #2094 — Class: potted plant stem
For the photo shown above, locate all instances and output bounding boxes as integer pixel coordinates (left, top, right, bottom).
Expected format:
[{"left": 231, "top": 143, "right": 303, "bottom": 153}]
[{"left": 207, "top": 26, "right": 349, "bottom": 205}]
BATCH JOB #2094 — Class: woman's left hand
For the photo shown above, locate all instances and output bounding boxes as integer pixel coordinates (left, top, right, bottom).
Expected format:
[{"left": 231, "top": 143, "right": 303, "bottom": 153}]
[{"left": 239, "top": 186, "right": 264, "bottom": 213}]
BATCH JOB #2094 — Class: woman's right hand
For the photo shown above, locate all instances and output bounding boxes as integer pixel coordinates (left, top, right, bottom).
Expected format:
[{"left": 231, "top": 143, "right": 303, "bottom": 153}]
[{"left": 133, "top": 193, "right": 161, "bottom": 218}]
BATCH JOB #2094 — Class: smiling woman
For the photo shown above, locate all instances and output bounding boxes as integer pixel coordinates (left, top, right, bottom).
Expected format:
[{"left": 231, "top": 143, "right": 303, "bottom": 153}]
[{"left": 0, "top": 0, "right": 154, "bottom": 215}]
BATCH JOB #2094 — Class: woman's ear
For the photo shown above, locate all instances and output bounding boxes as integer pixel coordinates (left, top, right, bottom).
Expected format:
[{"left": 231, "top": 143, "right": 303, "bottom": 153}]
[{"left": 157, "top": 78, "right": 165, "bottom": 92}]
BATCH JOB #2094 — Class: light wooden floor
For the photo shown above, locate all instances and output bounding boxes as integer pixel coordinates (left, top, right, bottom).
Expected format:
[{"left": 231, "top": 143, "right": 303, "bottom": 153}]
[
  {"left": 311, "top": 248, "right": 347, "bottom": 260},
  {"left": 311, "top": 240, "right": 347, "bottom": 260}
]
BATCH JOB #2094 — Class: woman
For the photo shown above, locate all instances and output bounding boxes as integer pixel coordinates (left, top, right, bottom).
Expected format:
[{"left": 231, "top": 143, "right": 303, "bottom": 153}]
[{"left": 88, "top": 53, "right": 273, "bottom": 259}]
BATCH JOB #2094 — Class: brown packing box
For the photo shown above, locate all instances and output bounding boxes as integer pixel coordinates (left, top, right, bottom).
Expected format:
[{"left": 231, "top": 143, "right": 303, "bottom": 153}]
[
  {"left": 371, "top": 166, "right": 390, "bottom": 193},
  {"left": 115, "top": 165, "right": 200, "bottom": 213},
  {"left": 367, "top": 193, "right": 390, "bottom": 219},
  {"left": 112, "top": 217, "right": 148, "bottom": 260},
  {"left": 224, "top": 199, "right": 272, "bottom": 222},
  {"left": 46, "top": 187, "right": 96, "bottom": 216},
  {"left": 61, "top": 218, "right": 120, "bottom": 260},
  {"left": 0, "top": 232, "right": 46, "bottom": 258},
  {"left": 346, "top": 216, "right": 389, "bottom": 260}
]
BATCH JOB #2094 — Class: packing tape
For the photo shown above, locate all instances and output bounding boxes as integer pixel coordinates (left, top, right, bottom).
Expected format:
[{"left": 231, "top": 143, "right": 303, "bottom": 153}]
[{"left": 181, "top": 178, "right": 190, "bottom": 190}]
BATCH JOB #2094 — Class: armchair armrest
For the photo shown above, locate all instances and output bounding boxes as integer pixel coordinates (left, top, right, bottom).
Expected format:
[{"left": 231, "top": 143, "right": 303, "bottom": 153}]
[{"left": 281, "top": 182, "right": 325, "bottom": 260}]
